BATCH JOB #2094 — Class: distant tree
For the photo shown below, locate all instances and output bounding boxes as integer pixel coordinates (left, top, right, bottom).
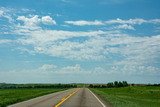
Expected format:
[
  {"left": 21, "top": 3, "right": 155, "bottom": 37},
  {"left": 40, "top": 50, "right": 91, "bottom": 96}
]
[
  {"left": 122, "top": 81, "right": 128, "bottom": 87},
  {"left": 0, "top": 83, "right": 77, "bottom": 89},
  {"left": 89, "top": 84, "right": 93, "bottom": 88},
  {"left": 118, "top": 81, "right": 123, "bottom": 87},
  {"left": 114, "top": 81, "right": 119, "bottom": 87},
  {"left": 101, "top": 85, "right": 107, "bottom": 88},
  {"left": 107, "top": 82, "right": 114, "bottom": 88}
]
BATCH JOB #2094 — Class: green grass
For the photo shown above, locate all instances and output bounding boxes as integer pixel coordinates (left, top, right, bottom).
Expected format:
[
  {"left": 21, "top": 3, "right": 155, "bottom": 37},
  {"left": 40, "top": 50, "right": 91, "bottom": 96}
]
[
  {"left": 0, "top": 88, "right": 65, "bottom": 107},
  {"left": 91, "top": 86, "right": 160, "bottom": 107}
]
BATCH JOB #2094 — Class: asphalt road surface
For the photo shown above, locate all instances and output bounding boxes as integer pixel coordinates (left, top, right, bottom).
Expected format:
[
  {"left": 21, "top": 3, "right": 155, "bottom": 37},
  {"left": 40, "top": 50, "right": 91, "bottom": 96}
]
[{"left": 8, "top": 88, "right": 106, "bottom": 107}]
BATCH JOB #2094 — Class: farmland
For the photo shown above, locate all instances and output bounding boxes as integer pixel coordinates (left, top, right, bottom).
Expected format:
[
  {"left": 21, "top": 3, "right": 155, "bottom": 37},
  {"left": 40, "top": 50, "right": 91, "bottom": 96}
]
[
  {"left": 0, "top": 88, "right": 66, "bottom": 107},
  {"left": 0, "top": 83, "right": 77, "bottom": 107},
  {"left": 91, "top": 86, "right": 160, "bottom": 107}
]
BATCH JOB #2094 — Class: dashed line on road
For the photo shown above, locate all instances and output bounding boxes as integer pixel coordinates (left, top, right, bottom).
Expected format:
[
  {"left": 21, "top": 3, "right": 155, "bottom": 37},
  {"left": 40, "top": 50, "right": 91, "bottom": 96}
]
[
  {"left": 88, "top": 89, "right": 106, "bottom": 107},
  {"left": 54, "top": 88, "right": 79, "bottom": 107}
]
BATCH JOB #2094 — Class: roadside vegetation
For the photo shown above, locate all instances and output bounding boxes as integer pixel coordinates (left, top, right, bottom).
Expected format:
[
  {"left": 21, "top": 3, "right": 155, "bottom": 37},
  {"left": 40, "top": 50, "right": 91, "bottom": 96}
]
[
  {"left": 0, "top": 83, "right": 77, "bottom": 89},
  {"left": 90, "top": 81, "right": 160, "bottom": 107},
  {"left": 89, "top": 81, "right": 128, "bottom": 88},
  {"left": 0, "top": 83, "right": 77, "bottom": 107}
]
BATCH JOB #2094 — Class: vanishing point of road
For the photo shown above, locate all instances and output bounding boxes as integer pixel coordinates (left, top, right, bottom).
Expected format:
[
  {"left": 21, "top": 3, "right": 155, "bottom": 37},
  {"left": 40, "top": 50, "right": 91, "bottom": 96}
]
[{"left": 8, "top": 88, "right": 106, "bottom": 107}]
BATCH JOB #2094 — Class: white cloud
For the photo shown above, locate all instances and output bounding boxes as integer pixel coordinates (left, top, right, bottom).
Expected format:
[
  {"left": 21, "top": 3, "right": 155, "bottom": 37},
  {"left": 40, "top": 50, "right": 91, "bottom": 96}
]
[
  {"left": 0, "top": 39, "right": 13, "bottom": 44},
  {"left": 108, "top": 64, "right": 160, "bottom": 75},
  {"left": 65, "top": 20, "right": 104, "bottom": 26},
  {"left": 0, "top": 10, "right": 4, "bottom": 17},
  {"left": 1, "top": 63, "right": 159, "bottom": 83},
  {"left": 65, "top": 18, "right": 160, "bottom": 27},
  {"left": 17, "top": 15, "right": 56, "bottom": 27},
  {"left": 14, "top": 27, "right": 115, "bottom": 60},
  {"left": 12, "top": 19, "right": 160, "bottom": 62},
  {"left": 106, "top": 35, "right": 160, "bottom": 75},
  {"left": 0, "top": 7, "right": 160, "bottom": 83},
  {"left": 149, "top": 19, "right": 160, "bottom": 24},
  {"left": 31, "top": 64, "right": 82, "bottom": 74},
  {"left": 64, "top": 18, "right": 147, "bottom": 26},
  {"left": 114, "top": 24, "right": 135, "bottom": 30},
  {"left": 17, "top": 15, "right": 41, "bottom": 27},
  {"left": 59, "top": 64, "right": 81, "bottom": 74},
  {"left": 14, "top": 28, "right": 109, "bottom": 44},
  {"left": 41, "top": 16, "right": 56, "bottom": 25},
  {"left": 39, "top": 64, "right": 57, "bottom": 71},
  {"left": 105, "top": 18, "right": 146, "bottom": 25},
  {"left": 1, "top": 9, "right": 159, "bottom": 76},
  {"left": 0, "top": 8, "right": 13, "bottom": 22}
]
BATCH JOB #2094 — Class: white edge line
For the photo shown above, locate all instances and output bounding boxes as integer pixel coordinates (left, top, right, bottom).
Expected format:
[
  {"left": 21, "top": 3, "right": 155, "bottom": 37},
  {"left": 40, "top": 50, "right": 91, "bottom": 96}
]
[{"left": 88, "top": 88, "right": 106, "bottom": 107}]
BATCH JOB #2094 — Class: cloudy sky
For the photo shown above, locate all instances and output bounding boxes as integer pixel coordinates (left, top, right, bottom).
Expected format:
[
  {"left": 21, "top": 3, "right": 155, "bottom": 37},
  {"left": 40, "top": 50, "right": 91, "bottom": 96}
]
[{"left": 0, "top": 0, "right": 160, "bottom": 84}]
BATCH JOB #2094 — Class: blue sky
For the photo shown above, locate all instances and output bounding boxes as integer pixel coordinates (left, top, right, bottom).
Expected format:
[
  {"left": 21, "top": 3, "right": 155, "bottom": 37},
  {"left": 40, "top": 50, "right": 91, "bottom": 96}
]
[{"left": 0, "top": 0, "right": 160, "bottom": 84}]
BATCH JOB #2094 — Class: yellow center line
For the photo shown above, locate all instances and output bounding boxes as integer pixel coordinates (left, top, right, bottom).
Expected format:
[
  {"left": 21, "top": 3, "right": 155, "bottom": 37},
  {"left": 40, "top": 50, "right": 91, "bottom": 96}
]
[{"left": 54, "top": 89, "right": 79, "bottom": 107}]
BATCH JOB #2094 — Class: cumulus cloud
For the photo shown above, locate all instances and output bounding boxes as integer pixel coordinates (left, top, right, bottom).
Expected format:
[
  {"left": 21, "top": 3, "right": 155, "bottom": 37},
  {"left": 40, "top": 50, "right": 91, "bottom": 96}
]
[
  {"left": 7, "top": 15, "right": 160, "bottom": 64},
  {"left": 13, "top": 22, "right": 160, "bottom": 63},
  {"left": 17, "top": 15, "right": 56, "bottom": 27},
  {"left": 41, "top": 16, "right": 56, "bottom": 25},
  {"left": 17, "top": 15, "right": 41, "bottom": 27},
  {"left": 13, "top": 27, "right": 114, "bottom": 60},
  {"left": 1, "top": 7, "right": 160, "bottom": 83},
  {"left": 1, "top": 8, "right": 160, "bottom": 77}
]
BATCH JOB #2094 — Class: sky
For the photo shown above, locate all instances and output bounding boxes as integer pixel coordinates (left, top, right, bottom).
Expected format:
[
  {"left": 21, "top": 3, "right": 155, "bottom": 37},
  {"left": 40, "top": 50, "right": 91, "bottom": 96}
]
[{"left": 0, "top": 0, "right": 160, "bottom": 84}]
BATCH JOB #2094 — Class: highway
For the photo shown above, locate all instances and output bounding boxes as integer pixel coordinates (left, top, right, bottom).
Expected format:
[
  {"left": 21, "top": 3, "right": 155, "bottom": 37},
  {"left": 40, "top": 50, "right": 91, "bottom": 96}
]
[{"left": 8, "top": 88, "right": 106, "bottom": 107}]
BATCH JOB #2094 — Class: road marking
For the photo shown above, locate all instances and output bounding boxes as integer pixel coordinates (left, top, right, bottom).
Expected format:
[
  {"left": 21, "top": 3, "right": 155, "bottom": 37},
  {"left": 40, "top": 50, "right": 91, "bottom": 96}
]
[
  {"left": 88, "top": 89, "right": 106, "bottom": 107},
  {"left": 54, "top": 89, "right": 79, "bottom": 107}
]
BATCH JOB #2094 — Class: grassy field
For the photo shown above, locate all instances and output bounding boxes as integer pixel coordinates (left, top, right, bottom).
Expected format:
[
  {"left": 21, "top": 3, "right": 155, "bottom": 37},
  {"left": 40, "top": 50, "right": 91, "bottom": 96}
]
[
  {"left": 91, "top": 86, "right": 160, "bottom": 107},
  {"left": 0, "top": 88, "right": 65, "bottom": 107}
]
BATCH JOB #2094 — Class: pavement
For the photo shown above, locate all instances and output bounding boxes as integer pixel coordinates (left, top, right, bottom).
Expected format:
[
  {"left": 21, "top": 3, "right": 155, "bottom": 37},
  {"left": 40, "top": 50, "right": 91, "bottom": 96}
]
[{"left": 8, "top": 88, "right": 106, "bottom": 107}]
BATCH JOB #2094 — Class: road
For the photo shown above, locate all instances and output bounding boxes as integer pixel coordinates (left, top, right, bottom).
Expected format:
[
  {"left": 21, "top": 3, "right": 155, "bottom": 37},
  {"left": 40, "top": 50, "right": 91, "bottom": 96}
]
[{"left": 8, "top": 88, "right": 106, "bottom": 107}]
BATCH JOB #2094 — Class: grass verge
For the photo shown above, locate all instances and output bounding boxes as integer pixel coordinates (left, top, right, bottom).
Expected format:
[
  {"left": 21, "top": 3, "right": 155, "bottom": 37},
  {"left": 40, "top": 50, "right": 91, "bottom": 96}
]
[
  {"left": 0, "top": 88, "right": 66, "bottom": 107},
  {"left": 91, "top": 86, "right": 160, "bottom": 107}
]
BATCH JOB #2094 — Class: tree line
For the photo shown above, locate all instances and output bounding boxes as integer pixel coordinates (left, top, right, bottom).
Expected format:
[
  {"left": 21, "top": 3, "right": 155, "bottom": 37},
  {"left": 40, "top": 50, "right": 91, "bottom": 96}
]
[
  {"left": 88, "top": 81, "right": 129, "bottom": 88},
  {"left": 0, "top": 83, "right": 77, "bottom": 89}
]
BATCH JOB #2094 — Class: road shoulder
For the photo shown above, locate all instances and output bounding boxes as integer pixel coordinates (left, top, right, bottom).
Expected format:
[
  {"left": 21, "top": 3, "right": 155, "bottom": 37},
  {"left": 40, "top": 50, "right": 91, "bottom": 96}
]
[{"left": 89, "top": 88, "right": 112, "bottom": 107}]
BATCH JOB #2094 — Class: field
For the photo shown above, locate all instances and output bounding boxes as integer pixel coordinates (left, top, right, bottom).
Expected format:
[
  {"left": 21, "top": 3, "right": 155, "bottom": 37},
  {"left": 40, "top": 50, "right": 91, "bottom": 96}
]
[
  {"left": 91, "top": 86, "right": 160, "bottom": 107},
  {"left": 0, "top": 88, "right": 65, "bottom": 107}
]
